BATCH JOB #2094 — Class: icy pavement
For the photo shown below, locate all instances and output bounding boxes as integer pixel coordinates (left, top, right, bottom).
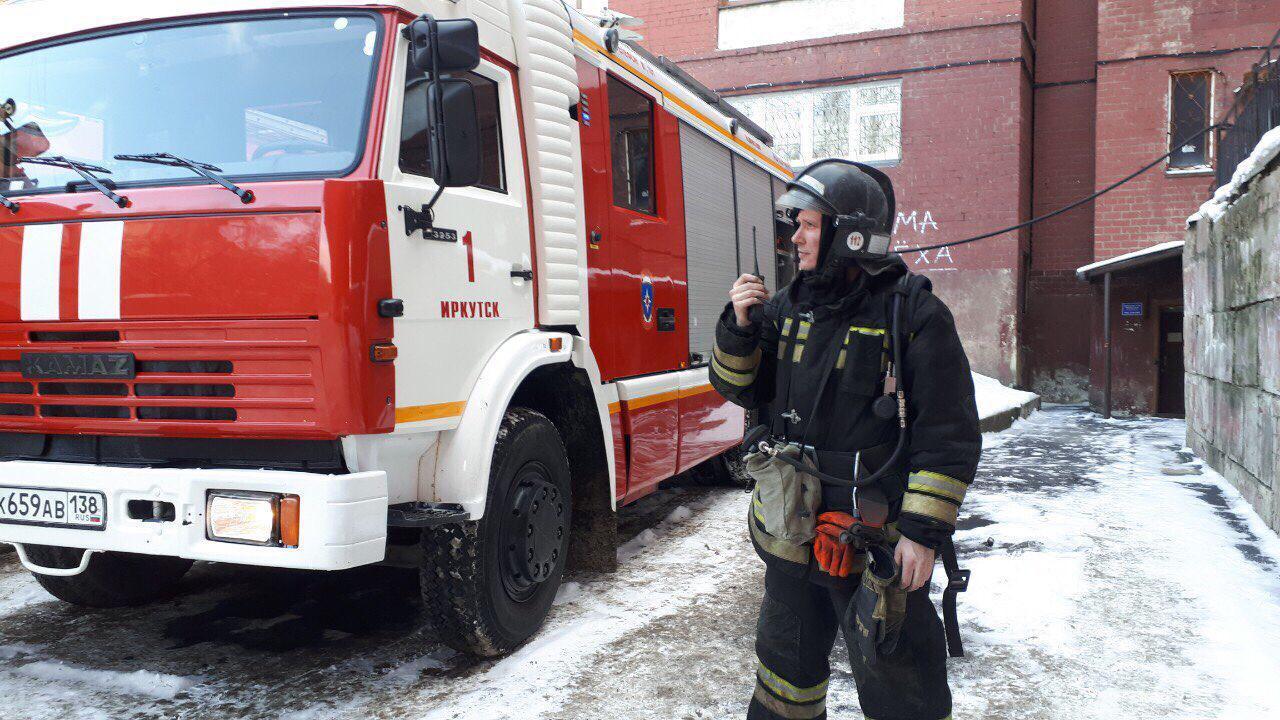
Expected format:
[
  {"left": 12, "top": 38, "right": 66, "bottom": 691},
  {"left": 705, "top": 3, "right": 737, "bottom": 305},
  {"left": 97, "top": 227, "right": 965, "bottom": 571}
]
[{"left": 0, "top": 406, "right": 1279, "bottom": 719}]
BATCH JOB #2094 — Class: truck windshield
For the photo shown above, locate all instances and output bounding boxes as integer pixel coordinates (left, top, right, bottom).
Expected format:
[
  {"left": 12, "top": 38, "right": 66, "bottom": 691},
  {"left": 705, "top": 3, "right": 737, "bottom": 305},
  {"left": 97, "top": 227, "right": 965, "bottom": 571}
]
[{"left": 0, "top": 14, "right": 381, "bottom": 196}]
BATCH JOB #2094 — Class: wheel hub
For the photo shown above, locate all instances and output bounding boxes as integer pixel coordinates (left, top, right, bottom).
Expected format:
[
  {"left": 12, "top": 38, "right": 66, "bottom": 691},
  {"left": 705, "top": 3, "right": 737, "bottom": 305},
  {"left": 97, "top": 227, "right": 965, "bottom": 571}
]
[{"left": 501, "top": 466, "right": 565, "bottom": 600}]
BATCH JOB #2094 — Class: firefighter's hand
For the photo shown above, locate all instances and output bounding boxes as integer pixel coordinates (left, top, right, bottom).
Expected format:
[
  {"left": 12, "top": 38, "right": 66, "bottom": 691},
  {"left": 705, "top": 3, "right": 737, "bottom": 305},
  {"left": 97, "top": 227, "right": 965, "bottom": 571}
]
[
  {"left": 730, "top": 274, "right": 769, "bottom": 328},
  {"left": 894, "top": 535, "right": 936, "bottom": 592},
  {"left": 814, "top": 512, "right": 858, "bottom": 578}
]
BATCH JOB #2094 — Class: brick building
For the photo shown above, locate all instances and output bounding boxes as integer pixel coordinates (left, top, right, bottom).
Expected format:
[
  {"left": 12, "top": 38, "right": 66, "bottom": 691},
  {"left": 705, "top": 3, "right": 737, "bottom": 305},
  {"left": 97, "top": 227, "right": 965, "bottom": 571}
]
[{"left": 580, "top": 0, "right": 1278, "bottom": 413}]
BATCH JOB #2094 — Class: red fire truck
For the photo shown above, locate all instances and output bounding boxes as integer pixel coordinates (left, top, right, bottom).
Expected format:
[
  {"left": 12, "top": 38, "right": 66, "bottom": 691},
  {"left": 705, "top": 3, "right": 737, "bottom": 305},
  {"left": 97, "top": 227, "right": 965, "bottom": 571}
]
[{"left": 0, "top": 0, "right": 791, "bottom": 655}]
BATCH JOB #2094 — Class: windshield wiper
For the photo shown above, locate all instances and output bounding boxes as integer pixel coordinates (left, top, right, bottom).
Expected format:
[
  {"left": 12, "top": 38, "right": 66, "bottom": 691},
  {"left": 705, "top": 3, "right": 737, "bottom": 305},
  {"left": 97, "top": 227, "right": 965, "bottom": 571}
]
[
  {"left": 0, "top": 195, "right": 17, "bottom": 214},
  {"left": 19, "top": 155, "right": 130, "bottom": 208},
  {"left": 115, "top": 152, "right": 254, "bottom": 204}
]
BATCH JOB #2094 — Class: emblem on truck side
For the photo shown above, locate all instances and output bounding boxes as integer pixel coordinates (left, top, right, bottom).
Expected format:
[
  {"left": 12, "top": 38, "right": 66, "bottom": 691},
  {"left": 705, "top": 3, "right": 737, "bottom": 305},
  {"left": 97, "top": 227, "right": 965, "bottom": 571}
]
[
  {"left": 20, "top": 353, "right": 136, "bottom": 379},
  {"left": 641, "top": 277, "right": 654, "bottom": 324}
]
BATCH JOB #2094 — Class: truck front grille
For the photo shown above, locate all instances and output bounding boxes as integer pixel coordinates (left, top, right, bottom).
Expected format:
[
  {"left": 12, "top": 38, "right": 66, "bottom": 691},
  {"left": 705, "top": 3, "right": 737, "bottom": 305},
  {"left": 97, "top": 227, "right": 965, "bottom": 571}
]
[{"left": 0, "top": 320, "right": 328, "bottom": 438}]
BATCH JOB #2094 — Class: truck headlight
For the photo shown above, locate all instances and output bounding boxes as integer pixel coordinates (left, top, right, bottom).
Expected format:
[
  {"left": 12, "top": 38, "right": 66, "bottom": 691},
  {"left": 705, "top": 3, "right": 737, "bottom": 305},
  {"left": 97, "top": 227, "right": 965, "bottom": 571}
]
[{"left": 206, "top": 491, "right": 299, "bottom": 547}]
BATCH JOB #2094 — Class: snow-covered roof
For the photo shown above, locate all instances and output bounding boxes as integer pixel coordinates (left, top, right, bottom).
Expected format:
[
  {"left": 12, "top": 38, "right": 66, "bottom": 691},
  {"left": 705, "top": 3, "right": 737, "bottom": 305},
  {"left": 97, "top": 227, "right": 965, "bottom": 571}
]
[
  {"left": 1075, "top": 240, "right": 1184, "bottom": 281},
  {"left": 1188, "top": 125, "right": 1280, "bottom": 225}
]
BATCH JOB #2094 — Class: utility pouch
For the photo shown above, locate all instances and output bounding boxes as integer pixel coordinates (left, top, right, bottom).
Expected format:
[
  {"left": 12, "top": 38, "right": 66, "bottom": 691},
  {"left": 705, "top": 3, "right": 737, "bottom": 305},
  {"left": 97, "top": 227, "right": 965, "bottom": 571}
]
[
  {"left": 848, "top": 544, "right": 907, "bottom": 665},
  {"left": 745, "top": 444, "right": 822, "bottom": 545}
]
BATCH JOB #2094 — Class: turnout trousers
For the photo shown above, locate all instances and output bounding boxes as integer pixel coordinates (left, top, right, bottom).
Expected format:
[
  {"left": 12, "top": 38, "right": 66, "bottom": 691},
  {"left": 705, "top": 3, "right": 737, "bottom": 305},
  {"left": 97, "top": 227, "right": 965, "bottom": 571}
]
[{"left": 747, "top": 565, "right": 952, "bottom": 720}]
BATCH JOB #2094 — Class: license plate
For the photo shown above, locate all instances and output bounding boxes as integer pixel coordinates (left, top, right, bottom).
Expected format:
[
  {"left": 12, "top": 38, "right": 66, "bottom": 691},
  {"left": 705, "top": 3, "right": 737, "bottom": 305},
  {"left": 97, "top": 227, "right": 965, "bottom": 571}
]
[
  {"left": 21, "top": 352, "right": 136, "bottom": 380},
  {"left": 0, "top": 486, "right": 106, "bottom": 529}
]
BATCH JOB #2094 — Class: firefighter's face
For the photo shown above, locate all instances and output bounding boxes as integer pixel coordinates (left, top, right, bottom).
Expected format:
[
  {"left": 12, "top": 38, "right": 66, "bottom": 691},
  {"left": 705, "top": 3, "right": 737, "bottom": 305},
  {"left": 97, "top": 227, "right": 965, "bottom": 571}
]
[{"left": 791, "top": 209, "right": 823, "bottom": 271}]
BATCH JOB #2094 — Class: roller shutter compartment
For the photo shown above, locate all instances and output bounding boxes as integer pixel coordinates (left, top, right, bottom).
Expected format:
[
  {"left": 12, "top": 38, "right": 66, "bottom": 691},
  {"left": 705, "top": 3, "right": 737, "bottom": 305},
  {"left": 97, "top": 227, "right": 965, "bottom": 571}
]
[{"left": 680, "top": 122, "right": 738, "bottom": 361}]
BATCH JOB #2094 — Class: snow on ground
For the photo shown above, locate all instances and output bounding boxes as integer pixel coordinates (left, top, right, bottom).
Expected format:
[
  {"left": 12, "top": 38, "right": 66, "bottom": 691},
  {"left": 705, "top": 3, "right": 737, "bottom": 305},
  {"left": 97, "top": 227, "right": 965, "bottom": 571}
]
[
  {"left": 1188, "top": 124, "right": 1280, "bottom": 224},
  {"left": 1, "top": 407, "right": 1279, "bottom": 719},
  {"left": 972, "top": 372, "right": 1039, "bottom": 420}
]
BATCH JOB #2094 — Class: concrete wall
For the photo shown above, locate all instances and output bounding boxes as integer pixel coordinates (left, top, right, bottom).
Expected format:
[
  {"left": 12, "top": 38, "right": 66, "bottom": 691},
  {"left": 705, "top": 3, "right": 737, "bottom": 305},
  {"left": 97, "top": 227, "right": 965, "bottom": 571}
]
[{"left": 1185, "top": 159, "right": 1280, "bottom": 534}]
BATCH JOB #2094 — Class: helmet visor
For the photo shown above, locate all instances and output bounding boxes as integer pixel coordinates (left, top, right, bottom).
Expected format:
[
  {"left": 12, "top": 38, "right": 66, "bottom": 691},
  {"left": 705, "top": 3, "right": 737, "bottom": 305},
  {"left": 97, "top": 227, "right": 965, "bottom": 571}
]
[{"left": 776, "top": 186, "right": 835, "bottom": 216}]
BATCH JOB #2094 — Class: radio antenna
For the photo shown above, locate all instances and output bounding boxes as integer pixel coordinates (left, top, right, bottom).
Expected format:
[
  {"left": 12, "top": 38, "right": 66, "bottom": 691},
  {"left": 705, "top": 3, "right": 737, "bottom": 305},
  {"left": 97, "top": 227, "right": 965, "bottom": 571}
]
[{"left": 752, "top": 227, "right": 761, "bottom": 282}]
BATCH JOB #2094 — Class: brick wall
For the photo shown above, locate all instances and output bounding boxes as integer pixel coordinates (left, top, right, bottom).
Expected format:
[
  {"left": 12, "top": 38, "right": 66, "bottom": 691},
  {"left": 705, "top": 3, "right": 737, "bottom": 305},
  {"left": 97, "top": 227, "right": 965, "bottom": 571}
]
[
  {"left": 610, "top": 0, "right": 1035, "bottom": 384},
  {"left": 1024, "top": 0, "right": 1097, "bottom": 400},
  {"left": 1092, "top": 1, "right": 1277, "bottom": 262}
]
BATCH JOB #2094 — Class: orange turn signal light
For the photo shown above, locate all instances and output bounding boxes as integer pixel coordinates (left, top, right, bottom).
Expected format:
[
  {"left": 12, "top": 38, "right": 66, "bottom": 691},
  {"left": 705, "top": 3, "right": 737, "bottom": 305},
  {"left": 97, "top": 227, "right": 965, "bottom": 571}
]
[
  {"left": 279, "top": 495, "right": 300, "bottom": 547},
  {"left": 549, "top": 337, "right": 564, "bottom": 352},
  {"left": 370, "top": 342, "right": 398, "bottom": 363}
]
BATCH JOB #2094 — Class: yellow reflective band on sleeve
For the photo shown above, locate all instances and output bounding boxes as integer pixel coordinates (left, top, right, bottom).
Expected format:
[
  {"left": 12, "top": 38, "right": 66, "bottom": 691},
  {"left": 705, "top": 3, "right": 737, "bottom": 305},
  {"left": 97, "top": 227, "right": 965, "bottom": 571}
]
[
  {"left": 908, "top": 471, "right": 969, "bottom": 504},
  {"left": 849, "top": 326, "right": 886, "bottom": 337},
  {"left": 711, "top": 356, "right": 758, "bottom": 387},
  {"left": 753, "top": 685, "right": 826, "bottom": 719},
  {"left": 901, "top": 491, "right": 960, "bottom": 527},
  {"left": 713, "top": 345, "right": 761, "bottom": 372},
  {"left": 757, "top": 661, "right": 829, "bottom": 704}
]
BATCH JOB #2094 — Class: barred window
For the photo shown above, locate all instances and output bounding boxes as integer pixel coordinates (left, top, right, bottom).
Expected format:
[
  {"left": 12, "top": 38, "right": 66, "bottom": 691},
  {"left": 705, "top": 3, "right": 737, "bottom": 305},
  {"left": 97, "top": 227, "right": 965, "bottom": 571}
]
[
  {"left": 728, "top": 80, "right": 901, "bottom": 168},
  {"left": 1169, "top": 71, "right": 1213, "bottom": 170}
]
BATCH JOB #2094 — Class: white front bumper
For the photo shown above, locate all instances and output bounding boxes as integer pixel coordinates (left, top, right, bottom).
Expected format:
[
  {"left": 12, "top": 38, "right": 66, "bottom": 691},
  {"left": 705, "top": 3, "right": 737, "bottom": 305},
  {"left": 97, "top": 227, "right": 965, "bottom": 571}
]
[{"left": 0, "top": 460, "right": 388, "bottom": 570}]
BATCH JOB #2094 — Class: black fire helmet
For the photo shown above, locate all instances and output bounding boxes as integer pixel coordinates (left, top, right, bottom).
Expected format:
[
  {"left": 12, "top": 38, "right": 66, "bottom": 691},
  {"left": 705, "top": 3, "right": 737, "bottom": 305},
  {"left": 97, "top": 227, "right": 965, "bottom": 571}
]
[{"left": 776, "top": 159, "right": 898, "bottom": 274}]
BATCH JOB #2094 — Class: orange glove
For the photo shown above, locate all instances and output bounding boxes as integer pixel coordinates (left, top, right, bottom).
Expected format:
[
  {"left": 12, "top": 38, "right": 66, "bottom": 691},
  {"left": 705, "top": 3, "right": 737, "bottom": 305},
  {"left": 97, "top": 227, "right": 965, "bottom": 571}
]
[{"left": 813, "top": 511, "right": 858, "bottom": 578}]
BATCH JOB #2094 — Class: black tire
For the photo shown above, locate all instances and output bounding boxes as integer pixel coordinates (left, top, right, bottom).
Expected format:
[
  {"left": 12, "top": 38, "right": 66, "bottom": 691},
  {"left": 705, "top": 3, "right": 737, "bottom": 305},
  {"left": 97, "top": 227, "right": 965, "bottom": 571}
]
[
  {"left": 688, "top": 448, "right": 751, "bottom": 488},
  {"left": 22, "top": 545, "right": 193, "bottom": 608},
  {"left": 419, "top": 408, "right": 572, "bottom": 657}
]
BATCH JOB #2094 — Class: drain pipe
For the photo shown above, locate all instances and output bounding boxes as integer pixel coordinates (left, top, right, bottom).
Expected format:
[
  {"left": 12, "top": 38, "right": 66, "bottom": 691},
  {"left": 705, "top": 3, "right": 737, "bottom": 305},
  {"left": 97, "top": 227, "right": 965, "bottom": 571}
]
[{"left": 1103, "top": 271, "right": 1112, "bottom": 419}]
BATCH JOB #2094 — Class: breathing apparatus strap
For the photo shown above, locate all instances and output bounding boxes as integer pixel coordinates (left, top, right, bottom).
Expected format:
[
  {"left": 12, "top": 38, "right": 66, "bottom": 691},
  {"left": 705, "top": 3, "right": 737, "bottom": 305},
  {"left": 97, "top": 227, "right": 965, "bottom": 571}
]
[
  {"left": 939, "top": 536, "right": 968, "bottom": 657},
  {"left": 770, "top": 310, "right": 808, "bottom": 439}
]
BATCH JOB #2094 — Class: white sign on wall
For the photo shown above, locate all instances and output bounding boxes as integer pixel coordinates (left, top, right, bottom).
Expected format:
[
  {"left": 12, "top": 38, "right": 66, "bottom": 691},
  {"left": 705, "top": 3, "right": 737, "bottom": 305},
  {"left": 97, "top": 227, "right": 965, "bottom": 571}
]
[{"left": 718, "top": 0, "right": 905, "bottom": 51}]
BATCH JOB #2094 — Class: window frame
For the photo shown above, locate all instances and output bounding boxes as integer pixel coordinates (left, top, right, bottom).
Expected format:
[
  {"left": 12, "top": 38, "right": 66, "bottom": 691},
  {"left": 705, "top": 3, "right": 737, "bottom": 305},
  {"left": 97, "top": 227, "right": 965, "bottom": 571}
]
[
  {"left": 398, "top": 67, "right": 508, "bottom": 194},
  {"left": 605, "top": 71, "right": 659, "bottom": 217},
  {"left": 1167, "top": 69, "right": 1215, "bottom": 175},
  {"left": 727, "top": 78, "right": 902, "bottom": 169}
]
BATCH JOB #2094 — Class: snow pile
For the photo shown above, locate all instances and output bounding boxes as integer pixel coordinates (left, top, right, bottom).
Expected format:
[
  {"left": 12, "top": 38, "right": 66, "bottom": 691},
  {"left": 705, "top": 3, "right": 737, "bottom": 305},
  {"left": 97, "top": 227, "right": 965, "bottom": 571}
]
[
  {"left": 1188, "top": 124, "right": 1280, "bottom": 225},
  {"left": 971, "top": 371, "right": 1038, "bottom": 421},
  {"left": 11, "top": 662, "right": 200, "bottom": 700},
  {"left": 616, "top": 504, "right": 694, "bottom": 563}
]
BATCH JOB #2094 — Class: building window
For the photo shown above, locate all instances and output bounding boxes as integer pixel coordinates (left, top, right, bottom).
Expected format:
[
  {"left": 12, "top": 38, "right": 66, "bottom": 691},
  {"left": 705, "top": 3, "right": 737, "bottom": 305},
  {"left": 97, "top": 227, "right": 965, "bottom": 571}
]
[
  {"left": 401, "top": 68, "right": 506, "bottom": 192},
  {"left": 728, "top": 80, "right": 902, "bottom": 167},
  {"left": 718, "top": 0, "right": 905, "bottom": 51},
  {"left": 608, "top": 73, "right": 657, "bottom": 215},
  {"left": 1169, "top": 71, "right": 1213, "bottom": 171}
]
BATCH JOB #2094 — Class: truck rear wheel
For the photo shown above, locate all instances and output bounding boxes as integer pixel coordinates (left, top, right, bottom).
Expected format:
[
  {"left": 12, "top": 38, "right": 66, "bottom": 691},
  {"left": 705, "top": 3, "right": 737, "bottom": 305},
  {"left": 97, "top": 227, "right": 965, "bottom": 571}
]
[
  {"left": 22, "top": 545, "right": 193, "bottom": 608},
  {"left": 419, "top": 408, "right": 572, "bottom": 657}
]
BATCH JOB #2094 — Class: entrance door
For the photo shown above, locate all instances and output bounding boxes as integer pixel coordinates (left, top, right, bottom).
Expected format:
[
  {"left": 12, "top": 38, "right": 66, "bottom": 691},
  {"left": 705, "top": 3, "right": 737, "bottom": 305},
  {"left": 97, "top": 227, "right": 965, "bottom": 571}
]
[{"left": 1158, "top": 307, "right": 1185, "bottom": 416}]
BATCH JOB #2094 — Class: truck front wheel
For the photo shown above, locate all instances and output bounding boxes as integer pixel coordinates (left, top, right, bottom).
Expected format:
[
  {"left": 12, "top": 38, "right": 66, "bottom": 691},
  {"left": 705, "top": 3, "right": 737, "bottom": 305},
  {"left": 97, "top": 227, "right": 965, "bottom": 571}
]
[
  {"left": 21, "top": 545, "right": 193, "bottom": 608},
  {"left": 420, "top": 408, "right": 572, "bottom": 657}
]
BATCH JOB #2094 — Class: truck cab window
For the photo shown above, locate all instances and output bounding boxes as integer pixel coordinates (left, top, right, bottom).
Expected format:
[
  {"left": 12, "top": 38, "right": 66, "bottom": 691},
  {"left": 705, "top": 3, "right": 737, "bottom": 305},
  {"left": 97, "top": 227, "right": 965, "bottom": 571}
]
[
  {"left": 607, "top": 74, "right": 656, "bottom": 215},
  {"left": 401, "top": 68, "right": 506, "bottom": 192}
]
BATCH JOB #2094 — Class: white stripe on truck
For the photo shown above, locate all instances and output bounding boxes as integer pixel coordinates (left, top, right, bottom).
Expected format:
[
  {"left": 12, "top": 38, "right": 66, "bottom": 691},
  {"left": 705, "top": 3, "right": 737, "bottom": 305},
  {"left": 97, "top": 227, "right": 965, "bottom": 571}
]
[
  {"left": 20, "top": 223, "right": 63, "bottom": 321},
  {"left": 78, "top": 221, "right": 124, "bottom": 320}
]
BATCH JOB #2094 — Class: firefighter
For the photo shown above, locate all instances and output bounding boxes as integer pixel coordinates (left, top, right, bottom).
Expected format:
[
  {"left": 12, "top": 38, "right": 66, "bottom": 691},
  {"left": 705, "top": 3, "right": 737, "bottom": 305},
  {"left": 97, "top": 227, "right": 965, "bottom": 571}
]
[{"left": 710, "top": 159, "right": 981, "bottom": 720}]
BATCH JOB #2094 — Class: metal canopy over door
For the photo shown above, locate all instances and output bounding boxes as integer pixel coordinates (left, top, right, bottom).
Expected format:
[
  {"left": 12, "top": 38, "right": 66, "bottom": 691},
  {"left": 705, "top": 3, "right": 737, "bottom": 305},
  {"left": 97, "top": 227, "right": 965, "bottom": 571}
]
[{"left": 680, "top": 121, "right": 737, "bottom": 362}]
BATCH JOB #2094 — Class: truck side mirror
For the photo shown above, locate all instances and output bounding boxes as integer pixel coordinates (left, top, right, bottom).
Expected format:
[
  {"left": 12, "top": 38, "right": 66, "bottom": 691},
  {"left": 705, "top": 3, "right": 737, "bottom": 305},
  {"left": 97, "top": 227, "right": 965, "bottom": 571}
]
[
  {"left": 427, "top": 78, "right": 481, "bottom": 188},
  {"left": 405, "top": 16, "right": 480, "bottom": 74},
  {"left": 403, "top": 14, "right": 482, "bottom": 191}
]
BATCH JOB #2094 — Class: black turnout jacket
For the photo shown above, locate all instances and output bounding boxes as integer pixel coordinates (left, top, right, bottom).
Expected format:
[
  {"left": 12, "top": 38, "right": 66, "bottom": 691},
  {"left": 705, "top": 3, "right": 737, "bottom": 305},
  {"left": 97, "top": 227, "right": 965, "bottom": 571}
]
[{"left": 711, "top": 259, "right": 981, "bottom": 575}]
